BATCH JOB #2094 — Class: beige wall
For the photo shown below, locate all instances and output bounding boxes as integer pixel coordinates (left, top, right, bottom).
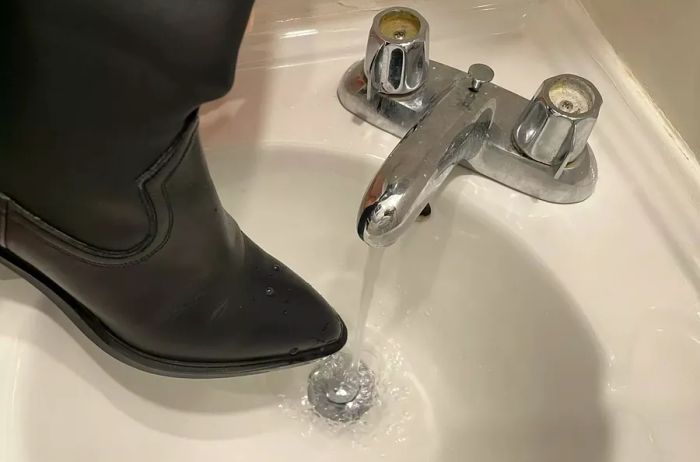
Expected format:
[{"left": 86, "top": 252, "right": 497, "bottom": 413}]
[{"left": 580, "top": 0, "right": 700, "bottom": 156}]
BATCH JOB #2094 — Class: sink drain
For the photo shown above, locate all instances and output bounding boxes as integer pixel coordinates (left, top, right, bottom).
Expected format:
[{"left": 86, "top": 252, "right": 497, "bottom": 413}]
[{"left": 307, "top": 352, "right": 377, "bottom": 422}]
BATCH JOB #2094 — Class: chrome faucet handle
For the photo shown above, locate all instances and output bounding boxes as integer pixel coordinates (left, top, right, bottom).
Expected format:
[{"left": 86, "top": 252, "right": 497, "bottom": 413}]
[
  {"left": 513, "top": 74, "right": 602, "bottom": 178},
  {"left": 364, "top": 7, "right": 429, "bottom": 97}
]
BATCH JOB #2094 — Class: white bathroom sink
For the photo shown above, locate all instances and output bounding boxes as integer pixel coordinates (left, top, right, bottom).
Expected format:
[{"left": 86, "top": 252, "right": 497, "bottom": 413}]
[
  {"left": 2, "top": 0, "right": 700, "bottom": 461},
  {"left": 0, "top": 143, "right": 606, "bottom": 461}
]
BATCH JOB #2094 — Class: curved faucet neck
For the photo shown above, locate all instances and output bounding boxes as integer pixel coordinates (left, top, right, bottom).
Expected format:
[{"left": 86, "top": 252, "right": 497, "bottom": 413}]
[{"left": 357, "top": 79, "right": 495, "bottom": 247}]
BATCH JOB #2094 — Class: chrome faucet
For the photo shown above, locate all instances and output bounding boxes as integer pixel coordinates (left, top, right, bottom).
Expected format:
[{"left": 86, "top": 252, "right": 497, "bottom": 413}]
[{"left": 341, "top": 7, "right": 603, "bottom": 247}]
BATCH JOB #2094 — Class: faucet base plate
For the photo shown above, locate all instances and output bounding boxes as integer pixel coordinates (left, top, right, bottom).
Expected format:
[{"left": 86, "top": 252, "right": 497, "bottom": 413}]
[{"left": 338, "top": 60, "right": 597, "bottom": 204}]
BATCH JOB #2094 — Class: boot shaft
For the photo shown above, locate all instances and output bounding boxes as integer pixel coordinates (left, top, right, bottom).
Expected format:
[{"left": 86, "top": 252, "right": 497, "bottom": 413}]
[{"left": 0, "top": 0, "right": 254, "bottom": 249}]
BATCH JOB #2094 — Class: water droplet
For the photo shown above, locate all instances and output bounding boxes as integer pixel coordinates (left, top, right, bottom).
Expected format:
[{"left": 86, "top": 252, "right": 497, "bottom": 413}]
[
  {"left": 282, "top": 309, "right": 288, "bottom": 316},
  {"left": 265, "top": 287, "right": 275, "bottom": 296},
  {"left": 273, "top": 264, "right": 281, "bottom": 272},
  {"left": 289, "top": 347, "right": 299, "bottom": 355}
]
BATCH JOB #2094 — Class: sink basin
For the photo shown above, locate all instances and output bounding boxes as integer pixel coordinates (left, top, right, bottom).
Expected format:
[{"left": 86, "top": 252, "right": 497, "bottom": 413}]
[
  {"left": 0, "top": 143, "right": 606, "bottom": 461},
  {"left": 2, "top": 0, "right": 700, "bottom": 461}
]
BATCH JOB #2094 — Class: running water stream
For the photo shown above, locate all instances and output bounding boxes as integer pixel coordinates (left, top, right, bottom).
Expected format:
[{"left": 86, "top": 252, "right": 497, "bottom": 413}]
[
  {"left": 306, "top": 247, "right": 385, "bottom": 421},
  {"left": 349, "top": 247, "right": 385, "bottom": 374}
]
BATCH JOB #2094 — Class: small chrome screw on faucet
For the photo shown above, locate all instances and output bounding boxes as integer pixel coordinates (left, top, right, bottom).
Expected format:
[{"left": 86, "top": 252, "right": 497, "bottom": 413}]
[{"left": 468, "top": 63, "right": 494, "bottom": 92}]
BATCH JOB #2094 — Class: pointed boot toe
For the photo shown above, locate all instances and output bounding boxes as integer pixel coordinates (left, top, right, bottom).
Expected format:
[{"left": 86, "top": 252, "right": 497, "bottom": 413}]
[
  {"left": 0, "top": 119, "right": 347, "bottom": 377},
  {"left": 1, "top": 0, "right": 346, "bottom": 378}
]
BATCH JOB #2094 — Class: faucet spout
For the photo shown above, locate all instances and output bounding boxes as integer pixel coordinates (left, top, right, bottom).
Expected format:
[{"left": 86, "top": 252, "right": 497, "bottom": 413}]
[{"left": 357, "top": 78, "right": 495, "bottom": 247}]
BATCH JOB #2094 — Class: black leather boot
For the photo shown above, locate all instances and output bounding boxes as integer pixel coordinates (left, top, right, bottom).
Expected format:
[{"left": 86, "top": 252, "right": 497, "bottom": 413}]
[{"left": 0, "top": 0, "right": 347, "bottom": 377}]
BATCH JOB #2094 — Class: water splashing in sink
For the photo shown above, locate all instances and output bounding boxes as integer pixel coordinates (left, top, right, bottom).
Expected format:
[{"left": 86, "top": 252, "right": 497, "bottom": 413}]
[
  {"left": 307, "top": 248, "right": 385, "bottom": 422},
  {"left": 270, "top": 232, "right": 427, "bottom": 450},
  {"left": 279, "top": 334, "right": 416, "bottom": 448}
]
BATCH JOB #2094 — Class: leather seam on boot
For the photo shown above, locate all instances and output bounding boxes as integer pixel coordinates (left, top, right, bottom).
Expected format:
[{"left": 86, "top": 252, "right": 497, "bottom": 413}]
[
  {"left": 0, "top": 195, "right": 7, "bottom": 248},
  {"left": 2, "top": 117, "right": 199, "bottom": 267}
]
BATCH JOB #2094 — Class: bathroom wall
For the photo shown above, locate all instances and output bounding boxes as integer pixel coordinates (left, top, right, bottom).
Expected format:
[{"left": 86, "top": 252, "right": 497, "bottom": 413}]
[{"left": 579, "top": 0, "right": 700, "bottom": 157}]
